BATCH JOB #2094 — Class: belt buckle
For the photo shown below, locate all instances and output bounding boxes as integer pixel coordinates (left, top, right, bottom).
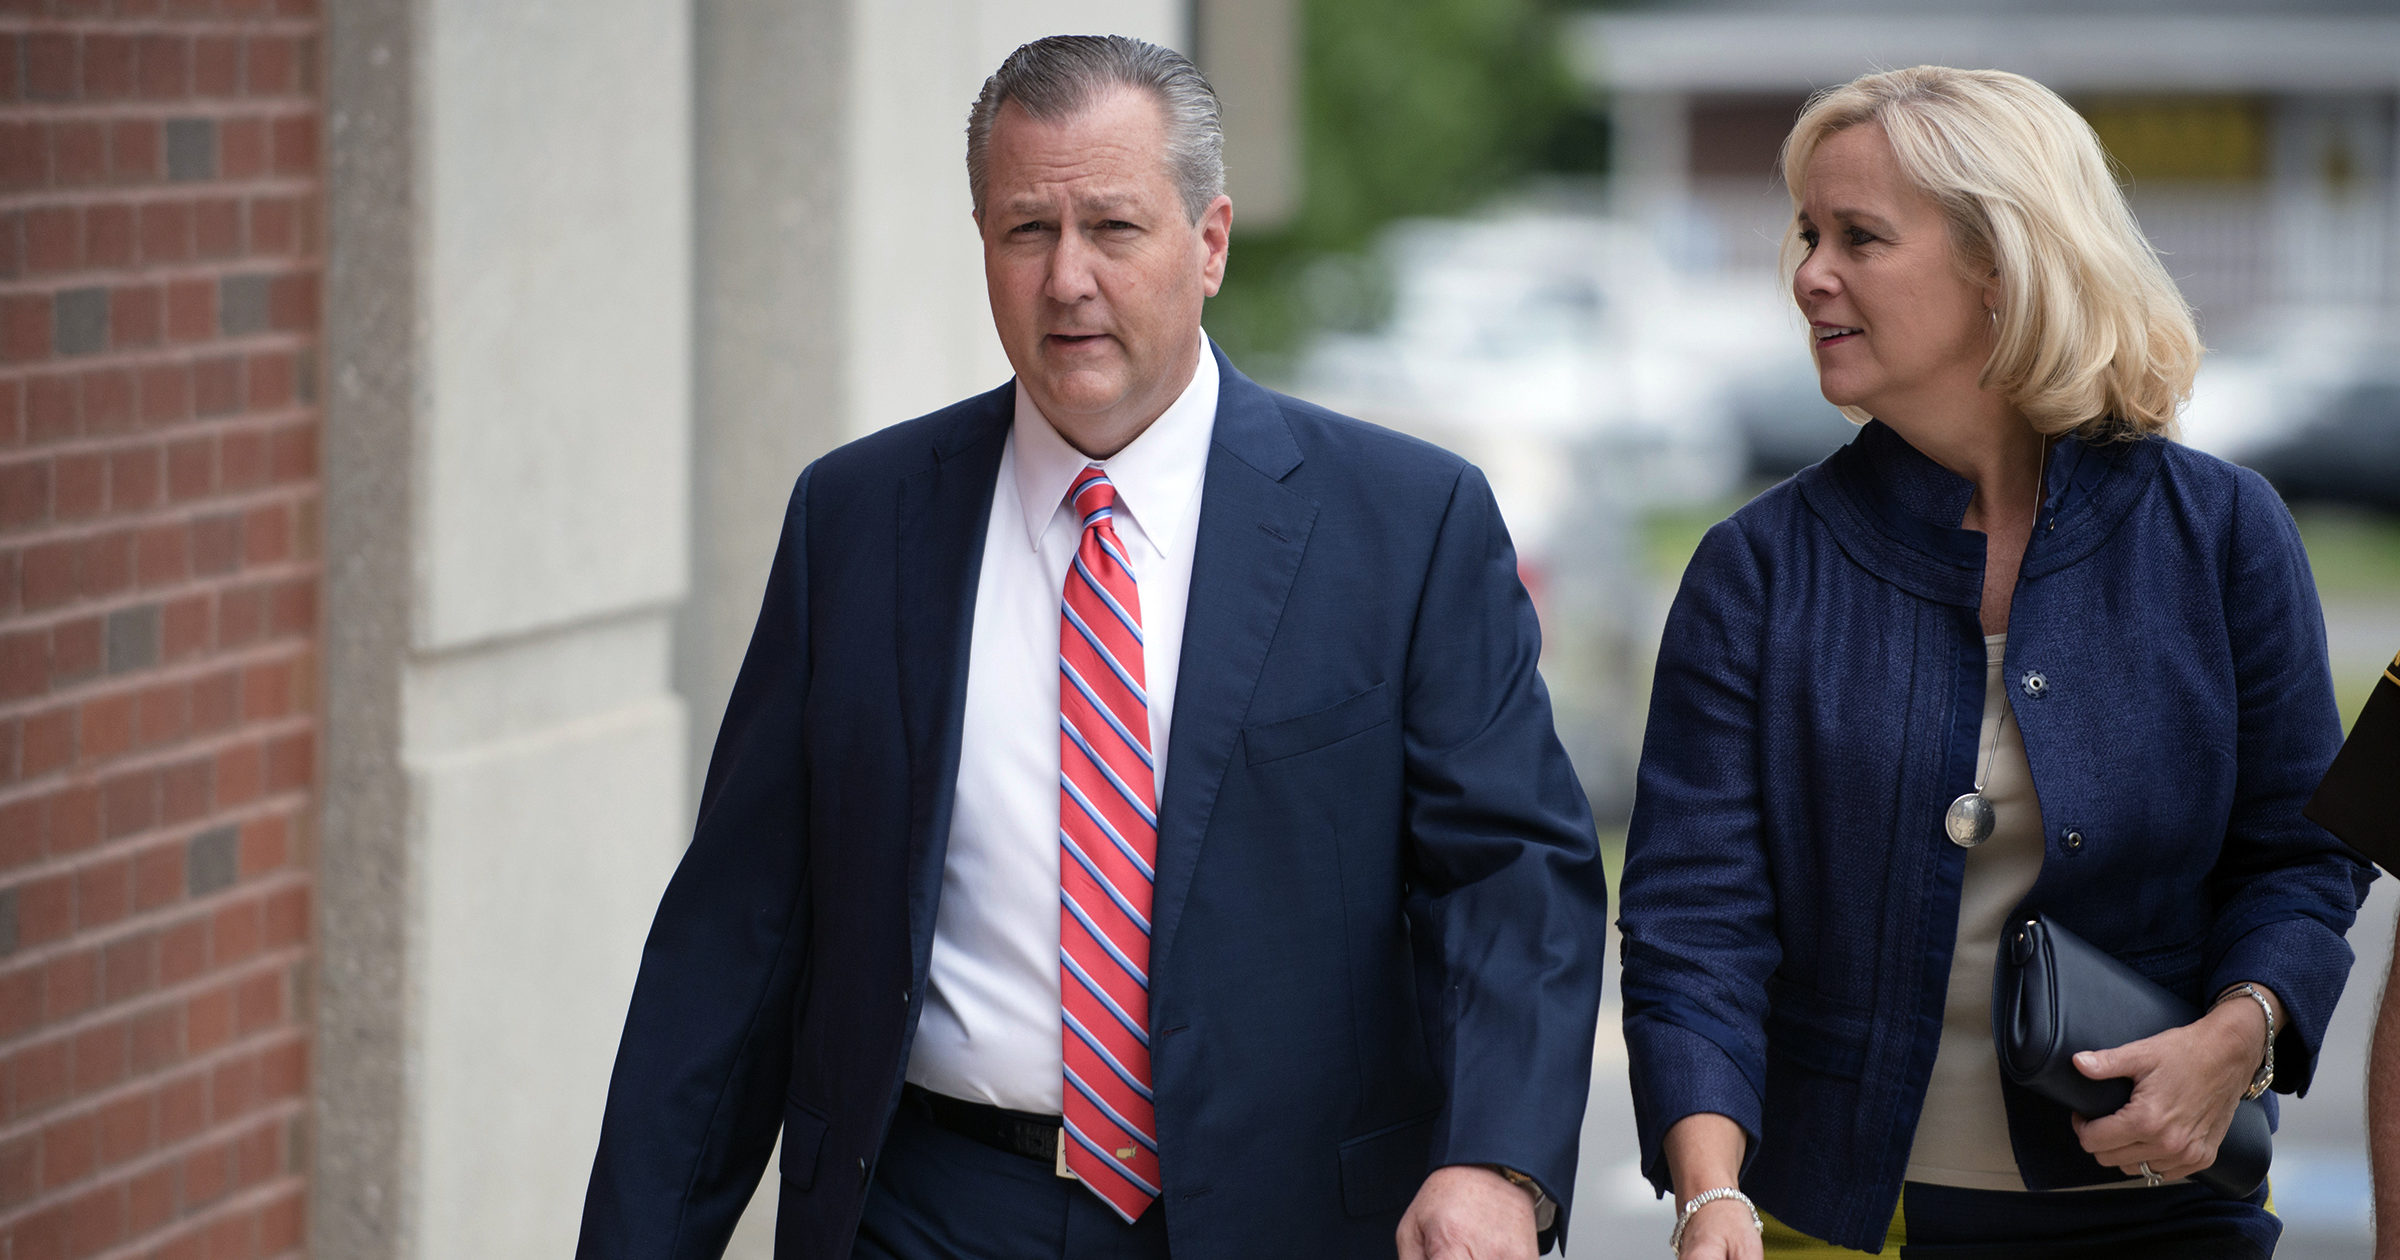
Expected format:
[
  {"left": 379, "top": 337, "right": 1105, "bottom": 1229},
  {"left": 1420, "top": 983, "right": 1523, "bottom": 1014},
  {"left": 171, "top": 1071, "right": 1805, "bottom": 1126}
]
[{"left": 1055, "top": 1128, "right": 1078, "bottom": 1180}]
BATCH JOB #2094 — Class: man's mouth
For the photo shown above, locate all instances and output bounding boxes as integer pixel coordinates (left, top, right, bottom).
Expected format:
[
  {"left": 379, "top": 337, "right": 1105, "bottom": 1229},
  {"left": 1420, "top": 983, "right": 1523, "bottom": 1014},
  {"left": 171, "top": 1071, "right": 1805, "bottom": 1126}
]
[{"left": 1048, "top": 332, "right": 1109, "bottom": 346}]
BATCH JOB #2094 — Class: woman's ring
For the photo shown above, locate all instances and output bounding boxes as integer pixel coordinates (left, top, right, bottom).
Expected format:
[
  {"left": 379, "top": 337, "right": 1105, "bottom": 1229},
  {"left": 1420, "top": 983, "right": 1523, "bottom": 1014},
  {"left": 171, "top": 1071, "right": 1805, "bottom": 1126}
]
[{"left": 2139, "top": 1161, "right": 2163, "bottom": 1187}]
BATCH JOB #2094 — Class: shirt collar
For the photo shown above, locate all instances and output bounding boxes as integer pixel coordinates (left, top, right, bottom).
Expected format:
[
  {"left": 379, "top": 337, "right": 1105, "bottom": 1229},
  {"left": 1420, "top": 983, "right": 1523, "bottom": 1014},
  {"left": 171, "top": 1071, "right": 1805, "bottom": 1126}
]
[{"left": 1010, "top": 332, "right": 1220, "bottom": 556}]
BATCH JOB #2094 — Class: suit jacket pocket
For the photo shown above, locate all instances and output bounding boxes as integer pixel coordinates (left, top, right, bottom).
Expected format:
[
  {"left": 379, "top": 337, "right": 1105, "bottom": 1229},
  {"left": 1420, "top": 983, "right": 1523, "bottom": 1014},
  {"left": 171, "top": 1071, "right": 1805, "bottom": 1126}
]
[
  {"left": 779, "top": 1098, "right": 831, "bottom": 1190},
  {"left": 1337, "top": 1110, "right": 1436, "bottom": 1218},
  {"left": 1244, "top": 682, "right": 1390, "bottom": 765}
]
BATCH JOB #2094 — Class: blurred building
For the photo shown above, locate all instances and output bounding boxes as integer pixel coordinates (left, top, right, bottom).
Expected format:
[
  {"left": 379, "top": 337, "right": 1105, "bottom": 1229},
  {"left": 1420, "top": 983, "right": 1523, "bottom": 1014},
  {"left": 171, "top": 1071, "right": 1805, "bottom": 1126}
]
[
  {"left": 1573, "top": 0, "right": 2400, "bottom": 335},
  {"left": 0, "top": 3, "right": 1301, "bottom": 1259}
]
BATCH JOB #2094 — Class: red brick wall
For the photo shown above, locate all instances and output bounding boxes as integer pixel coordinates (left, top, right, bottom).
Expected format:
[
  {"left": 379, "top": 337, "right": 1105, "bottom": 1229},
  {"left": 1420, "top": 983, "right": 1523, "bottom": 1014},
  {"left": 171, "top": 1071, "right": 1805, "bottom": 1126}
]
[{"left": 0, "top": 3, "right": 320, "bottom": 1258}]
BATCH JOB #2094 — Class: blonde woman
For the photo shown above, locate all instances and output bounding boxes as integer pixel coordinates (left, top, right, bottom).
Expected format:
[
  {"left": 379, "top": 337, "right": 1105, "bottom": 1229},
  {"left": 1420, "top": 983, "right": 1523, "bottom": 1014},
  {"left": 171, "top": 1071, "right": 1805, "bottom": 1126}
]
[{"left": 1619, "top": 66, "right": 2371, "bottom": 1259}]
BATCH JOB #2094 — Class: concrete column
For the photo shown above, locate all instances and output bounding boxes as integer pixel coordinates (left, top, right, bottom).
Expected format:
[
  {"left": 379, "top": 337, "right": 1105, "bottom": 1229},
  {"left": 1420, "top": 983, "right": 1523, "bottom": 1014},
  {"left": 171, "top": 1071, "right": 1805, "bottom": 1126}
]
[
  {"left": 320, "top": 2, "right": 694, "bottom": 1258},
  {"left": 1199, "top": 0, "right": 1301, "bottom": 231},
  {"left": 842, "top": 1, "right": 1192, "bottom": 439}
]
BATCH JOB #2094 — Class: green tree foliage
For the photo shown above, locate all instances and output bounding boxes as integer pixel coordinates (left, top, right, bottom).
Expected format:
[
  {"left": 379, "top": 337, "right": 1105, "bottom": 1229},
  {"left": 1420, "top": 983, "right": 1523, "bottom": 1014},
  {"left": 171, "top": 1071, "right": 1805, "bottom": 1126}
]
[{"left": 1207, "top": 0, "right": 1592, "bottom": 374}]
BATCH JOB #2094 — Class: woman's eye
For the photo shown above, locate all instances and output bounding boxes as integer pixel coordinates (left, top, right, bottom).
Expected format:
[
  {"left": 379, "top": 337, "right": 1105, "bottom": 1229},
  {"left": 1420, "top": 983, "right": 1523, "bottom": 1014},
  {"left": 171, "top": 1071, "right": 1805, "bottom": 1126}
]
[
  {"left": 1798, "top": 229, "right": 1818, "bottom": 248},
  {"left": 1846, "top": 227, "right": 1875, "bottom": 246}
]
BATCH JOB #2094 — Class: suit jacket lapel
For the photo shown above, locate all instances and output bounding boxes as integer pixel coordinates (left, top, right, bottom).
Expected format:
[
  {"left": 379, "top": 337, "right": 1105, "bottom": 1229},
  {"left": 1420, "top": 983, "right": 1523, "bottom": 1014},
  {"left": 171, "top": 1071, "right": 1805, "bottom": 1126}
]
[
  {"left": 895, "top": 387, "right": 1011, "bottom": 971},
  {"left": 1150, "top": 351, "right": 1315, "bottom": 973}
]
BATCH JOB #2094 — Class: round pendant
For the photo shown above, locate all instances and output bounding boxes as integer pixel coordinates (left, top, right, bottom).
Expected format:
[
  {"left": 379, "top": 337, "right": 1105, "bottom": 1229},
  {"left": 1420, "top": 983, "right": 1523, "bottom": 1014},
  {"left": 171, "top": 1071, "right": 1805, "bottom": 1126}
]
[{"left": 1945, "top": 792, "right": 1995, "bottom": 847}]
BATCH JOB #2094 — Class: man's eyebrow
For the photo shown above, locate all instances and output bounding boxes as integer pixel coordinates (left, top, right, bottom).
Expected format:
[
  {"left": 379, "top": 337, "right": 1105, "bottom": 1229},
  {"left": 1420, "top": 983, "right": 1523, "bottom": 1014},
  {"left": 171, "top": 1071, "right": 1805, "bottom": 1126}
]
[{"left": 994, "top": 191, "right": 1143, "bottom": 218}]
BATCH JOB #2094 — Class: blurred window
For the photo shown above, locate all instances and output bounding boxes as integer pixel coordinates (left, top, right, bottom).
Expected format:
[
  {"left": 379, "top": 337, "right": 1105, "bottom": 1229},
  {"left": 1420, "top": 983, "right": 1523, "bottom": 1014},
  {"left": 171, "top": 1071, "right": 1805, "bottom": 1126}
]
[
  {"left": 1691, "top": 95, "right": 1808, "bottom": 179},
  {"left": 2078, "top": 96, "right": 2269, "bottom": 181}
]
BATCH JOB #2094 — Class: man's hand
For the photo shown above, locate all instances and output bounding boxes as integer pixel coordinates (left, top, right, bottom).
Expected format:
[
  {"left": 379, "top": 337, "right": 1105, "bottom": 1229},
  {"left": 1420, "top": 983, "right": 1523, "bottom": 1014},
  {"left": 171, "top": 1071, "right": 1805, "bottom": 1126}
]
[{"left": 1396, "top": 1164, "right": 1539, "bottom": 1260}]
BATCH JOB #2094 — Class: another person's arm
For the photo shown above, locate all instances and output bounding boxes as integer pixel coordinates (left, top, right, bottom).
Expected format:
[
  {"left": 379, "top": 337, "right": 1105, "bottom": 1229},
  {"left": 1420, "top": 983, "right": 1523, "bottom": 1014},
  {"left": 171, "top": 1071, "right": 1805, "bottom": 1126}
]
[
  {"left": 2374, "top": 929, "right": 2400, "bottom": 1259},
  {"left": 1390, "top": 464, "right": 1610, "bottom": 1260}
]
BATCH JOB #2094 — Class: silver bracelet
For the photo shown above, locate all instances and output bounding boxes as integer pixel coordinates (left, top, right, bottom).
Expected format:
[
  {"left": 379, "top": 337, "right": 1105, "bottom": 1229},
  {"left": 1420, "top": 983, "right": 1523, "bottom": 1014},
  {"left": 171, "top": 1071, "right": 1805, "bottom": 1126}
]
[
  {"left": 2214, "top": 982, "right": 2277, "bottom": 1100},
  {"left": 1668, "top": 1186, "right": 1762, "bottom": 1254}
]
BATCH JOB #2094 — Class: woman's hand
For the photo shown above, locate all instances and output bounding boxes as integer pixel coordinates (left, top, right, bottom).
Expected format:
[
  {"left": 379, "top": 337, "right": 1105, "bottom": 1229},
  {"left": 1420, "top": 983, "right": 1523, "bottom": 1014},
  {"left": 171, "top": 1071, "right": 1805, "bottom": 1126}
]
[
  {"left": 1676, "top": 1199, "right": 1764, "bottom": 1260},
  {"left": 2068, "top": 991, "right": 2274, "bottom": 1180},
  {"left": 1664, "top": 1113, "right": 1761, "bottom": 1260}
]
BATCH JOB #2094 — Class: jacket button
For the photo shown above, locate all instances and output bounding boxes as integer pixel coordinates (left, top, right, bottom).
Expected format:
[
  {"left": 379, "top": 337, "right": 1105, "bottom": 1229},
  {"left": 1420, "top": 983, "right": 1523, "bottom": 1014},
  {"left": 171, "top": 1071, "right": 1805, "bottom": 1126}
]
[
  {"left": 2064, "top": 830, "right": 2083, "bottom": 850},
  {"left": 857, "top": 1156, "right": 868, "bottom": 1177},
  {"left": 2021, "top": 670, "right": 2049, "bottom": 698}
]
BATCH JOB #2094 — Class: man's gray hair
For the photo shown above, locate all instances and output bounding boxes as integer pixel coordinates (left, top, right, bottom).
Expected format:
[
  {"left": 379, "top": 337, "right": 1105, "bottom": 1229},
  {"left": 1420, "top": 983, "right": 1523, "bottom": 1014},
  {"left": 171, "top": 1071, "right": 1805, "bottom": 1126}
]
[{"left": 967, "top": 34, "right": 1225, "bottom": 223}]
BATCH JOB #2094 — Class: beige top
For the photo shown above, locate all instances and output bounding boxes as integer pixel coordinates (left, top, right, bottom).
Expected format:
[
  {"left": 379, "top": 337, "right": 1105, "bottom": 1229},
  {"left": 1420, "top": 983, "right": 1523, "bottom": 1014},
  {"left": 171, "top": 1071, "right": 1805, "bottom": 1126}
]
[{"left": 1904, "top": 635, "right": 2045, "bottom": 1191}]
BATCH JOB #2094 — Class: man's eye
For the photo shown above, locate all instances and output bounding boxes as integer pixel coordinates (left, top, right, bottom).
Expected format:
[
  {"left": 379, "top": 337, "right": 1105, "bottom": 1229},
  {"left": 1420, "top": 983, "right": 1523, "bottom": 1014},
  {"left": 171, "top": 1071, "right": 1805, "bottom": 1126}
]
[{"left": 1010, "top": 221, "right": 1051, "bottom": 235}]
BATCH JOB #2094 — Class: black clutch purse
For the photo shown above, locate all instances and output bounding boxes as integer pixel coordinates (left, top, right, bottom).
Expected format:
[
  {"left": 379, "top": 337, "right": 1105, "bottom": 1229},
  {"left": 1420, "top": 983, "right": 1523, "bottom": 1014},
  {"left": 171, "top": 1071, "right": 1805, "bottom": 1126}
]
[{"left": 1992, "top": 914, "right": 2271, "bottom": 1197}]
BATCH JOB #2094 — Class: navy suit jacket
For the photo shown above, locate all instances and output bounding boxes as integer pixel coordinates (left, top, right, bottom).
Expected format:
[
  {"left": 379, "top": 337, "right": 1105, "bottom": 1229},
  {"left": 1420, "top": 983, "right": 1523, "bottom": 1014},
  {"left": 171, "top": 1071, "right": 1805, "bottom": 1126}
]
[{"left": 576, "top": 348, "right": 1608, "bottom": 1259}]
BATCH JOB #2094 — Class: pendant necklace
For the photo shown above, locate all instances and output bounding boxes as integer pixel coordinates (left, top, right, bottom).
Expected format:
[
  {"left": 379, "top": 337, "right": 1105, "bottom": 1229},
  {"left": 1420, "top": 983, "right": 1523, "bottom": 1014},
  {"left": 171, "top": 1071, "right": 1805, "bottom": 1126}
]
[
  {"left": 1944, "top": 701, "right": 2013, "bottom": 848},
  {"left": 1944, "top": 436, "right": 2045, "bottom": 850}
]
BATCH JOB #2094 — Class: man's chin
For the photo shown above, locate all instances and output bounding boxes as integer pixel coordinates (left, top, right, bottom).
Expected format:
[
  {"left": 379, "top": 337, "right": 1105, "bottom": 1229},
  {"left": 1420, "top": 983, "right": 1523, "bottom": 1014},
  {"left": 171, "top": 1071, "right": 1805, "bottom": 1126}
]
[{"left": 1027, "top": 373, "right": 1131, "bottom": 421}]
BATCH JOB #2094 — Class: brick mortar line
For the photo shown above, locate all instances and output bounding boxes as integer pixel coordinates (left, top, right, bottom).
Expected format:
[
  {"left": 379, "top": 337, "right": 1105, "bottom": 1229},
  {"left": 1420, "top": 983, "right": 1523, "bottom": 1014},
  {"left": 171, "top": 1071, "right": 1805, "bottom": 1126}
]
[
  {"left": 0, "top": 589, "right": 322, "bottom": 670},
  {"left": 0, "top": 805, "right": 315, "bottom": 905},
  {"left": 0, "top": 700, "right": 315, "bottom": 791},
  {"left": 0, "top": 856, "right": 310, "bottom": 971},
  {"left": 0, "top": 627, "right": 320, "bottom": 709},
  {"left": 0, "top": 713, "right": 317, "bottom": 807},
  {"left": 0, "top": 1104, "right": 309, "bottom": 1235},
  {"left": 0, "top": 252, "right": 319, "bottom": 280},
  {"left": 80, "top": 1170, "right": 310, "bottom": 1260},
  {"left": 0, "top": 334, "right": 322, "bottom": 383},
  {"left": 0, "top": 800, "right": 316, "bottom": 895},
  {"left": 0, "top": 260, "right": 325, "bottom": 295},
  {"left": 0, "top": 18, "right": 322, "bottom": 32},
  {"left": 0, "top": 475, "right": 323, "bottom": 551},
  {"left": 0, "top": 267, "right": 326, "bottom": 302},
  {"left": 0, "top": 326, "right": 315, "bottom": 368},
  {"left": 0, "top": 723, "right": 313, "bottom": 803},
  {"left": 87, "top": 1174, "right": 311, "bottom": 1260},
  {"left": 0, "top": 559, "right": 322, "bottom": 652},
  {"left": 0, "top": 1022, "right": 308, "bottom": 1150},
  {"left": 0, "top": 99, "right": 319, "bottom": 122},
  {"left": 0, "top": 925, "right": 309, "bottom": 1062},
  {"left": 0, "top": 257, "right": 323, "bottom": 293},
  {"left": 0, "top": 728, "right": 315, "bottom": 821},
  {"left": 0, "top": 403, "right": 323, "bottom": 456},
  {"left": 0, "top": 178, "right": 321, "bottom": 212}
]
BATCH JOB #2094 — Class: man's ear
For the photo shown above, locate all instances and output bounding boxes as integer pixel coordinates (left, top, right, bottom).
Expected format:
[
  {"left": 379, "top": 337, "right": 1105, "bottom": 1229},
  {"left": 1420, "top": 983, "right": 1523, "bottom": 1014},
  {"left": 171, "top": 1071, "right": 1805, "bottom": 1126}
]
[{"left": 1199, "top": 195, "right": 1233, "bottom": 297}]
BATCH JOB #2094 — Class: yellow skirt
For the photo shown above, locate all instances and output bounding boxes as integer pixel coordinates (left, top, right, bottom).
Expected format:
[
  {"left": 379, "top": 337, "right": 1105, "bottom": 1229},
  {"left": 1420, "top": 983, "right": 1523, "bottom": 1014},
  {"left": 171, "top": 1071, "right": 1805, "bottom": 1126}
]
[{"left": 1760, "top": 1206, "right": 1902, "bottom": 1256}]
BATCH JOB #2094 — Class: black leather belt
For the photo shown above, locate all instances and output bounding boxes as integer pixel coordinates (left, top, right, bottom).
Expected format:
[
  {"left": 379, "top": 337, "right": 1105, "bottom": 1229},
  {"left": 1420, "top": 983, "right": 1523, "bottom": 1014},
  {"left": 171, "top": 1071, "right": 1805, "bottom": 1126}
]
[{"left": 902, "top": 1083, "right": 1062, "bottom": 1164}]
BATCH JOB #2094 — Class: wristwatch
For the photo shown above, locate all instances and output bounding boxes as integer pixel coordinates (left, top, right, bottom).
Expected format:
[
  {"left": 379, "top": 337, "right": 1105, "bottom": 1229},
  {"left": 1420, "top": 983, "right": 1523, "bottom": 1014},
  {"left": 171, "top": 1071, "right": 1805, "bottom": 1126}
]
[{"left": 1488, "top": 1165, "right": 1557, "bottom": 1231}]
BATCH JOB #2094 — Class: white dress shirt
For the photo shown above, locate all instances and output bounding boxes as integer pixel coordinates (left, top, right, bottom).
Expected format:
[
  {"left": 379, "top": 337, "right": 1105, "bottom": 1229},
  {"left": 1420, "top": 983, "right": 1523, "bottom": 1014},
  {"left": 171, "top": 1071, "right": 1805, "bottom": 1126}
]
[{"left": 905, "top": 338, "right": 1219, "bottom": 1112}]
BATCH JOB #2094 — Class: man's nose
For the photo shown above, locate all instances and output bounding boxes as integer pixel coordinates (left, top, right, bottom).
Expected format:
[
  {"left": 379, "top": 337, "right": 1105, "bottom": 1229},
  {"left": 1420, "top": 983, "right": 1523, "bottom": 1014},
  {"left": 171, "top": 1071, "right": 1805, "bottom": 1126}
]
[{"left": 1044, "top": 229, "right": 1100, "bottom": 304}]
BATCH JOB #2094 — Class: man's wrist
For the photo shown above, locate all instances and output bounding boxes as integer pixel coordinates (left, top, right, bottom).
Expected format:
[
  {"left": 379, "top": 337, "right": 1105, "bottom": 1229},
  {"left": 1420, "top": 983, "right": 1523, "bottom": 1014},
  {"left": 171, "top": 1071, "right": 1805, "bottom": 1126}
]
[{"left": 1483, "top": 1164, "right": 1556, "bottom": 1231}]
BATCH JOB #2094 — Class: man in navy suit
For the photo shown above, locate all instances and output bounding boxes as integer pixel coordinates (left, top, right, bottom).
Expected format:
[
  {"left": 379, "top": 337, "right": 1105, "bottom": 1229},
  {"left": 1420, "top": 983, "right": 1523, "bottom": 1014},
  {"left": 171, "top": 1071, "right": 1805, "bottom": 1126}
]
[{"left": 577, "top": 34, "right": 1606, "bottom": 1260}]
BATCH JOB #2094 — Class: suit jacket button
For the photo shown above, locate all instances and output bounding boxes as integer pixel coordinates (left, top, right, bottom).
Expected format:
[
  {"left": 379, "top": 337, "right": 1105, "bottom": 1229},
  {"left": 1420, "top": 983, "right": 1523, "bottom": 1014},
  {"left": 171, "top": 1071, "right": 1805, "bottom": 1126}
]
[
  {"left": 2021, "top": 670, "right": 2049, "bottom": 698},
  {"left": 857, "top": 1156, "right": 868, "bottom": 1178}
]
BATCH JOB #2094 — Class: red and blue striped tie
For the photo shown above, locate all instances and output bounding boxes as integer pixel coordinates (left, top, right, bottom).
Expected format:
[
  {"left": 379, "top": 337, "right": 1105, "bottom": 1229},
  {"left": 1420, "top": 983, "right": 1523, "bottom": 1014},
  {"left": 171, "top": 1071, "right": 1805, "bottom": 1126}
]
[{"left": 1057, "top": 466, "right": 1161, "bottom": 1221}]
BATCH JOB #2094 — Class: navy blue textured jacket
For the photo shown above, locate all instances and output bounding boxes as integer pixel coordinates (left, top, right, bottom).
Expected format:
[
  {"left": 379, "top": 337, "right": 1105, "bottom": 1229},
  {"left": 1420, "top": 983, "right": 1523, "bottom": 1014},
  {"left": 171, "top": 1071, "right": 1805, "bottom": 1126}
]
[
  {"left": 576, "top": 348, "right": 1607, "bottom": 1259},
  {"left": 1619, "top": 420, "right": 2372, "bottom": 1251}
]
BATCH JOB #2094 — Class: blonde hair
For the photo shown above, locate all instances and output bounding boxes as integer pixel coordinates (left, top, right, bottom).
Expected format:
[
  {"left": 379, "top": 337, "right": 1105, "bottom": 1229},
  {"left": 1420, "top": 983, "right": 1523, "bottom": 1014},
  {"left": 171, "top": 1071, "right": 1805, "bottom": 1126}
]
[{"left": 1779, "top": 66, "right": 2200, "bottom": 441}]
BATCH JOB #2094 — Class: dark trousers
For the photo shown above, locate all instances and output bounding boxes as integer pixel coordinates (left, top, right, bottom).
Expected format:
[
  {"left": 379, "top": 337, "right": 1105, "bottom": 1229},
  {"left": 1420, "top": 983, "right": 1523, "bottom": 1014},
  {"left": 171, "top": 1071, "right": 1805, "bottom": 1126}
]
[
  {"left": 851, "top": 1092, "right": 1172, "bottom": 1260},
  {"left": 1896, "top": 1179, "right": 2279, "bottom": 1260}
]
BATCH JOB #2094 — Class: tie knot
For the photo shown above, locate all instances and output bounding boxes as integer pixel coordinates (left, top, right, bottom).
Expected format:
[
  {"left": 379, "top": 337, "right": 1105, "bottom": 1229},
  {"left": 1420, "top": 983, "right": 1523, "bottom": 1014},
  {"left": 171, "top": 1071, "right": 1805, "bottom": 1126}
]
[{"left": 1071, "top": 466, "right": 1119, "bottom": 528}]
